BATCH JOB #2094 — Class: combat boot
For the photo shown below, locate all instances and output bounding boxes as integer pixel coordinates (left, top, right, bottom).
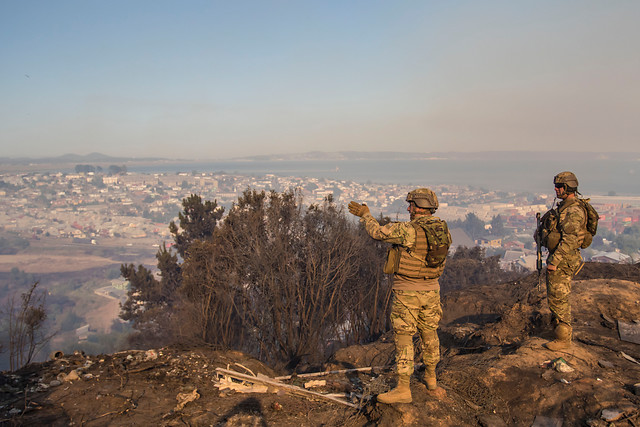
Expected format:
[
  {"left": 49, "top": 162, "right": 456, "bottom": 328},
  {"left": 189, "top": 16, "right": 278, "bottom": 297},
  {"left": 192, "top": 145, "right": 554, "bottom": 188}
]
[
  {"left": 422, "top": 364, "right": 437, "bottom": 390},
  {"left": 545, "top": 324, "right": 572, "bottom": 351},
  {"left": 378, "top": 375, "right": 412, "bottom": 404}
]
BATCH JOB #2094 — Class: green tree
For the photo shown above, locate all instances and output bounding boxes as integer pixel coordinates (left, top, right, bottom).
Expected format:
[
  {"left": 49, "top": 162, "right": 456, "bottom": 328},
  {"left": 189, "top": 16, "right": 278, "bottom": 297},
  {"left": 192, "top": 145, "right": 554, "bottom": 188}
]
[
  {"left": 168, "top": 194, "right": 224, "bottom": 257},
  {"left": 449, "top": 213, "right": 486, "bottom": 241},
  {"left": 490, "top": 215, "right": 506, "bottom": 237},
  {"left": 120, "top": 263, "right": 166, "bottom": 345},
  {"left": 108, "top": 165, "right": 127, "bottom": 175},
  {"left": 618, "top": 223, "right": 640, "bottom": 255},
  {"left": 75, "top": 164, "right": 95, "bottom": 173},
  {"left": 120, "top": 194, "right": 220, "bottom": 347},
  {"left": 440, "top": 246, "right": 522, "bottom": 292},
  {"left": 59, "top": 310, "right": 84, "bottom": 332},
  {"left": 91, "top": 175, "right": 106, "bottom": 188},
  {"left": 464, "top": 213, "right": 486, "bottom": 240}
]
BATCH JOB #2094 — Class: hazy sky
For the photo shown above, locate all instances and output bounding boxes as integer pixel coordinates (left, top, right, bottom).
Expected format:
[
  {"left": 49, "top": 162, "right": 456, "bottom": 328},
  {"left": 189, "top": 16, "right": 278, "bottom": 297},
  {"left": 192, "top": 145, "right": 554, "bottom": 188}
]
[{"left": 1, "top": 1, "right": 638, "bottom": 159}]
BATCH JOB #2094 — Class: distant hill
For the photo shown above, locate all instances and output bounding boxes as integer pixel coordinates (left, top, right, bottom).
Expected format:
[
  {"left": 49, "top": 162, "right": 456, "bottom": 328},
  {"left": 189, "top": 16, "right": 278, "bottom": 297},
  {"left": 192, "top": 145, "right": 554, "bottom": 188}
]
[
  {"left": 231, "top": 150, "right": 640, "bottom": 162},
  {"left": 2, "top": 150, "right": 638, "bottom": 165}
]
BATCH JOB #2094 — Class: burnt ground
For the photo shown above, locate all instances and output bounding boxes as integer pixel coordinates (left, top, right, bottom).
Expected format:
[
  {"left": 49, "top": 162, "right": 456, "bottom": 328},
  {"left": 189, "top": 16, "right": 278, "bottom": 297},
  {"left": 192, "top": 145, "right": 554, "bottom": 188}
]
[{"left": 2, "top": 262, "right": 640, "bottom": 426}]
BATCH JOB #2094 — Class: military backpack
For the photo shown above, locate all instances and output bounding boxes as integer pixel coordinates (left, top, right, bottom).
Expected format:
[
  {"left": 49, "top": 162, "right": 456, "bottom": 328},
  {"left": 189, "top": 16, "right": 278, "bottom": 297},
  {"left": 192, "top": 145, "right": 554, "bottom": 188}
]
[
  {"left": 416, "top": 218, "right": 452, "bottom": 267},
  {"left": 383, "top": 217, "right": 451, "bottom": 274},
  {"left": 540, "top": 198, "right": 598, "bottom": 250}
]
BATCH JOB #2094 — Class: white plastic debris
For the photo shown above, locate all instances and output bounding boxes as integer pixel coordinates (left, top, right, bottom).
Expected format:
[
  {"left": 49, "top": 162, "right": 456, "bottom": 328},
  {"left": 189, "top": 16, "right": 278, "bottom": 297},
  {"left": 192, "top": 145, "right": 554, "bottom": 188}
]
[
  {"left": 601, "top": 408, "right": 624, "bottom": 422},
  {"left": 215, "top": 375, "right": 269, "bottom": 394},
  {"left": 145, "top": 349, "right": 158, "bottom": 361},
  {"left": 175, "top": 388, "right": 200, "bottom": 411},
  {"left": 304, "top": 379, "right": 327, "bottom": 389}
]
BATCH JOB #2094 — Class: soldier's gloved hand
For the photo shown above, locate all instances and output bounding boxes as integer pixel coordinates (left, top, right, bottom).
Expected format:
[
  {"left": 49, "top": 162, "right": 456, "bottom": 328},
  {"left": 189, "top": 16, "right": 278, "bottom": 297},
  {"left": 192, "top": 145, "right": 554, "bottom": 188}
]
[{"left": 348, "top": 201, "right": 370, "bottom": 217}]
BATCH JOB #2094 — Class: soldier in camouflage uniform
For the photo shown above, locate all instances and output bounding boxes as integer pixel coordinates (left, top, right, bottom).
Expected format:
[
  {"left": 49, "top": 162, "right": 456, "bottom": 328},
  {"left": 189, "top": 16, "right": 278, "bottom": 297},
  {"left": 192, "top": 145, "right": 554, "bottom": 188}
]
[
  {"left": 349, "top": 188, "right": 450, "bottom": 404},
  {"left": 537, "top": 171, "right": 586, "bottom": 351}
]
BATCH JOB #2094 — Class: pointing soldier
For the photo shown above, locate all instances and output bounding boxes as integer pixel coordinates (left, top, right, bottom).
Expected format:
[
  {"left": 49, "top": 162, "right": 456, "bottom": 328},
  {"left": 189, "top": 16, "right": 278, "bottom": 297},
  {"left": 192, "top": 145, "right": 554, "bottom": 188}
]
[{"left": 349, "top": 188, "right": 451, "bottom": 404}]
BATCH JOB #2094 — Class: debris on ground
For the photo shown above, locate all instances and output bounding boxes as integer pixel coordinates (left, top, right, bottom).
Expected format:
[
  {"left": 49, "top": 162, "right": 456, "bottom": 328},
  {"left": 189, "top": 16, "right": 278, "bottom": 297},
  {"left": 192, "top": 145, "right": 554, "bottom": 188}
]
[
  {"left": 619, "top": 320, "right": 640, "bottom": 345},
  {"left": 2, "top": 266, "right": 640, "bottom": 425},
  {"left": 175, "top": 388, "right": 200, "bottom": 411}
]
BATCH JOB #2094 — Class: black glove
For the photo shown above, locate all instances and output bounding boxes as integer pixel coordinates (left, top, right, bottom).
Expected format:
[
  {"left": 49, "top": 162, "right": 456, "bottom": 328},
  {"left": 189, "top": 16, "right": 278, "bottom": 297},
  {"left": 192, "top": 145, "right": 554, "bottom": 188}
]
[{"left": 348, "top": 201, "right": 370, "bottom": 217}]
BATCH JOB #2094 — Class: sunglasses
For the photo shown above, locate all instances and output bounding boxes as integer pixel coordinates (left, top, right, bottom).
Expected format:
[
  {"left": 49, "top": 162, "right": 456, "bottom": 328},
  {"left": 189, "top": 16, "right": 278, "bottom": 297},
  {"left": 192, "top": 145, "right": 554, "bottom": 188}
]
[{"left": 554, "top": 183, "right": 565, "bottom": 189}]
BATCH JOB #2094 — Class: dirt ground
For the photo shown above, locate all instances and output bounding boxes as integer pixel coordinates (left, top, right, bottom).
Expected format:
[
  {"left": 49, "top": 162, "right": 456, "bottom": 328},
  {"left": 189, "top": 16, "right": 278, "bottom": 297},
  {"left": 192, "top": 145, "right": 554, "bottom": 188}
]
[
  {"left": 2, "top": 262, "right": 640, "bottom": 426},
  {"left": 0, "top": 254, "right": 120, "bottom": 274},
  {"left": 0, "top": 237, "right": 159, "bottom": 274}
]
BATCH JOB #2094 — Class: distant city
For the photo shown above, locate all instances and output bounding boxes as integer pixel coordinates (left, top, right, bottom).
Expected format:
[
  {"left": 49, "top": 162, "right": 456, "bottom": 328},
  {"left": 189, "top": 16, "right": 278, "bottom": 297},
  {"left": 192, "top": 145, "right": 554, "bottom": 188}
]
[
  {"left": 1, "top": 159, "right": 638, "bottom": 365},
  {"left": 1, "top": 165, "right": 639, "bottom": 271}
]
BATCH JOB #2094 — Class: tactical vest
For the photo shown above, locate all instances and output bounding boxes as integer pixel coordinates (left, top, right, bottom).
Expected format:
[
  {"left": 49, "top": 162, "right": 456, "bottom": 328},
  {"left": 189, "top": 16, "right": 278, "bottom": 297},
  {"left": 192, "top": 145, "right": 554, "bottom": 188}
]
[
  {"left": 540, "top": 197, "right": 594, "bottom": 251},
  {"left": 384, "top": 217, "right": 449, "bottom": 279}
]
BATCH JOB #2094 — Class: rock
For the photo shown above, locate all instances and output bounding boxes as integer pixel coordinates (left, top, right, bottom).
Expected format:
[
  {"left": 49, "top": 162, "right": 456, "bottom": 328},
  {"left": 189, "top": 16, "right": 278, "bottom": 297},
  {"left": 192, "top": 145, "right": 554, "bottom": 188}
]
[
  {"left": 633, "top": 383, "right": 640, "bottom": 396},
  {"left": 478, "top": 414, "right": 508, "bottom": 426},
  {"left": 64, "top": 370, "right": 80, "bottom": 382},
  {"left": 552, "top": 358, "right": 574, "bottom": 373},
  {"left": 600, "top": 313, "right": 616, "bottom": 329},
  {"left": 531, "top": 415, "right": 562, "bottom": 426},
  {"left": 597, "top": 360, "right": 614, "bottom": 369},
  {"left": 49, "top": 380, "right": 62, "bottom": 387}
]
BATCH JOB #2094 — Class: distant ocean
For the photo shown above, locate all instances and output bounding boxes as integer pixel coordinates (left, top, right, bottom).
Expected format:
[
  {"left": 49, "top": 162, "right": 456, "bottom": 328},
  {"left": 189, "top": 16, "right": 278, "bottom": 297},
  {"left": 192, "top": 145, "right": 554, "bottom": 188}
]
[{"left": 130, "top": 157, "right": 640, "bottom": 196}]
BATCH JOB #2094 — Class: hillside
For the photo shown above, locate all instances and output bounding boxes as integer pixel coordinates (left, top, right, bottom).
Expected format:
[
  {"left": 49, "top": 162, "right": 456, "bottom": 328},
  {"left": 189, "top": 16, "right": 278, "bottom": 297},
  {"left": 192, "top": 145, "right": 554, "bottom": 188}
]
[{"left": 2, "top": 263, "right": 640, "bottom": 426}]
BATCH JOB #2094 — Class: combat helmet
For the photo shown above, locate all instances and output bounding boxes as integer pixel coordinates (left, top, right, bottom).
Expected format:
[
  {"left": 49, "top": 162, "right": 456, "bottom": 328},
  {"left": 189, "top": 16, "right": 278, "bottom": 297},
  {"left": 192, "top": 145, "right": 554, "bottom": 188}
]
[
  {"left": 554, "top": 171, "right": 579, "bottom": 191},
  {"left": 406, "top": 188, "right": 438, "bottom": 210}
]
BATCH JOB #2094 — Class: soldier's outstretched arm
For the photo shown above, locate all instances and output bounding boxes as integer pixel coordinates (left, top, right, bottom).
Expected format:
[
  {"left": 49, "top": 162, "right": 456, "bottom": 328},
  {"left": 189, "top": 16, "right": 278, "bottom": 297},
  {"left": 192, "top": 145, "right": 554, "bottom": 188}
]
[{"left": 348, "top": 201, "right": 370, "bottom": 217}]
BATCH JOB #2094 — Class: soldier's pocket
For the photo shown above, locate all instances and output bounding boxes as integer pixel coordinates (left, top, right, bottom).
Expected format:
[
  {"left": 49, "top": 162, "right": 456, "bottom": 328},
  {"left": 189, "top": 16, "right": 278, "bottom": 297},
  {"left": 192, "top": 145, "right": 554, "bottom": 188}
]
[{"left": 384, "top": 246, "right": 400, "bottom": 274}]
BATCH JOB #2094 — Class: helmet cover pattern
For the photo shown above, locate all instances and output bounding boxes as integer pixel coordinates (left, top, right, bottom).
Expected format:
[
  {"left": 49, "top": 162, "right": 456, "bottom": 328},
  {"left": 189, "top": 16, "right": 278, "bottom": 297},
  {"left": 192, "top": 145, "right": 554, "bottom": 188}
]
[
  {"left": 553, "top": 171, "right": 579, "bottom": 188},
  {"left": 406, "top": 188, "right": 439, "bottom": 209}
]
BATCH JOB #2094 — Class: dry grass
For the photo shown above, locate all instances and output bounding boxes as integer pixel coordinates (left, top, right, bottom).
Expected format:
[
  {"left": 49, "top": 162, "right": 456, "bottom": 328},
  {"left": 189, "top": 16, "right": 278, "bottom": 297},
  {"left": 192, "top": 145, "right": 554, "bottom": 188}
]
[{"left": 0, "top": 254, "right": 119, "bottom": 273}]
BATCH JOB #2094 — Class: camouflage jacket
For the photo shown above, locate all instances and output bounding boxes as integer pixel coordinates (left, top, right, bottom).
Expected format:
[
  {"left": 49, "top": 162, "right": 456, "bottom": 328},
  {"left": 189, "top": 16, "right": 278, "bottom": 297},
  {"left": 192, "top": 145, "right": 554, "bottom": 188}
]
[
  {"left": 360, "top": 212, "right": 447, "bottom": 291},
  {"left": 360, "top": 211, "right": 418, "bottom": 247},
  {"left": 547, "top": 196, "right": 586, "bottom": 267}
]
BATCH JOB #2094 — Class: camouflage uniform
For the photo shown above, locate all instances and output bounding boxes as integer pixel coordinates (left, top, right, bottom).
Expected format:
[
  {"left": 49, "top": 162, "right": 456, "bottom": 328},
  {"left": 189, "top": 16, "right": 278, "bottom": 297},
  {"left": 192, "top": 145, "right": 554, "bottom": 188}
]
[
  {"left": 545, "top": 197, "right": 585, "bottom": 327},
  {"left": 360, "top": 211, "right": 446, "bottom": 377}
]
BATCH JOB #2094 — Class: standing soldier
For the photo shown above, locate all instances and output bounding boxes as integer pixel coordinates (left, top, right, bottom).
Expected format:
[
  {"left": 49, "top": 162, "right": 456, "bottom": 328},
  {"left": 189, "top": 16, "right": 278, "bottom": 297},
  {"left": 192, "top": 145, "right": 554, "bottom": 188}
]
[
  {"left": 536, "top": 171, "right": 587, "bottom": 351},
  {"left": 349, "top": 188, "right": 451, "bottom": 404}
]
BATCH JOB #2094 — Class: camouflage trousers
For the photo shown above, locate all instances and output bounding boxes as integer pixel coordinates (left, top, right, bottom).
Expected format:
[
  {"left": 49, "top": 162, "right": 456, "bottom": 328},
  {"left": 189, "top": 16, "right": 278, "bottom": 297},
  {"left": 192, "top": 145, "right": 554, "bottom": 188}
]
[
  {"left": 390, "top": 289, "right": 443, "bottom": 377},
  {"left": 546, "top": 252, "right": 582, "bottom": 327}
]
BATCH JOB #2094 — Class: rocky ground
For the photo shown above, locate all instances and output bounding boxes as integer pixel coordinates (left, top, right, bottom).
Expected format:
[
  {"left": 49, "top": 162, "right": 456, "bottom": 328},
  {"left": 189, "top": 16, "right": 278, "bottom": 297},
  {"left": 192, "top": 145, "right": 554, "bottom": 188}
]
[{"left": 2, "top": 262, "right": 640, "bottom": 426}]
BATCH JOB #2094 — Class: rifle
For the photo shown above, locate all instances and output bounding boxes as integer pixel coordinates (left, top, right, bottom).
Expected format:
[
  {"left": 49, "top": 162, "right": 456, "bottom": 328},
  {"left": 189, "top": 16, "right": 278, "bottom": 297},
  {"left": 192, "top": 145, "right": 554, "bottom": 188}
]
[{"left": 535, "top": 212, "right": 543, "bottom": 290}]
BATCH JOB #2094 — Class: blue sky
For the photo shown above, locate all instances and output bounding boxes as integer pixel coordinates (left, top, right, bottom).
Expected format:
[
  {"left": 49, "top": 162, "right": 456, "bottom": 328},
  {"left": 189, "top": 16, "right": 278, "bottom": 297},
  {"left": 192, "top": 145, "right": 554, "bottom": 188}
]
[{"left": 1, "top": 1, "right": 638, "bottom": 159}]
